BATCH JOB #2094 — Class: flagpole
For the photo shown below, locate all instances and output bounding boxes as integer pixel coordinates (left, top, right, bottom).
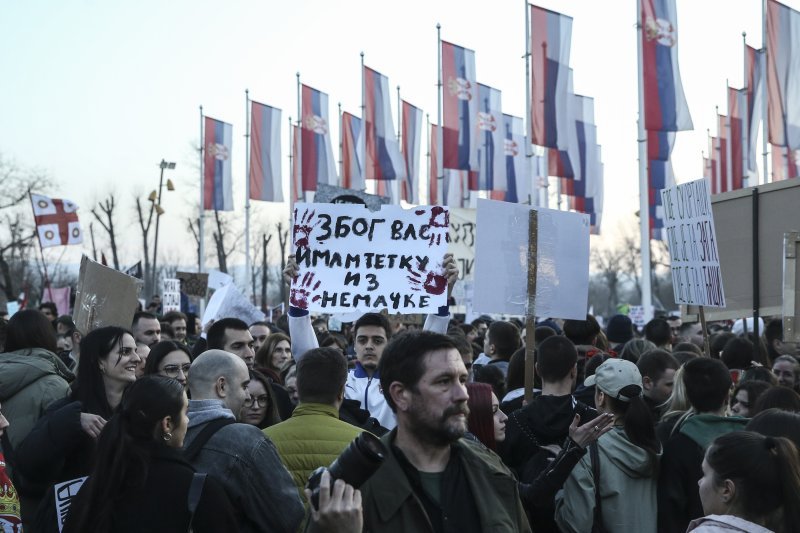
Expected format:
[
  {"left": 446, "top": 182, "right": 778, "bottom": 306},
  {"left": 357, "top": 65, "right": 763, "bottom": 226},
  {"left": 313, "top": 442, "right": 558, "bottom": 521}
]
[
  {"left": 426, "top": 113, "right": 431, "bottom": 204},
  {"left": 199, "top": 105, "right": 205, "bottom": 274},
  {"left": 725, "top": 85, "right": 733, "bottom": 191},
  {"left": 288, "top": 115, "right": 294, "bottom": 206},
  {"left": 636, "top": 0, "right": 653, "bottom": 318},
  {"left": 397, "top": 85, "right": 402, "bottom": 202},
  {"left": 437, "top": 23, "right": 443, "bottom": 203},
  {"left": 245, "top": 89, "right": 252, "bottom": 302},
  {"left": 716, "top": 106, "right": 723, "bottom": 190},
  {"left": 296, "top": 72, "right": 301, "bottom": 205},
  {"left": 338, "top": 102, "right": 343, "bottom": 184},
  {"left": 742, "top": 32, "right": 750, "bottom": 187},
  {"left": 524, "top": 0, "right": 534, "bottom": 206},
  {"left": 361, "top": 52, "right": 368, "bottom": 195},
  {"left": 762, "top": 0, "right": 769, "bottom": 183}
]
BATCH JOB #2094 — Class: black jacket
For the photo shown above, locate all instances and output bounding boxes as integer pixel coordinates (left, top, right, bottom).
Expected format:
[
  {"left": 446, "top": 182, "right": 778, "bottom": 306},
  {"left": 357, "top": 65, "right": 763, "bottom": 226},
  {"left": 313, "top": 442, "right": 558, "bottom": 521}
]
[{"left": 64, "top": 445, "right": 236, "bottom": 533}]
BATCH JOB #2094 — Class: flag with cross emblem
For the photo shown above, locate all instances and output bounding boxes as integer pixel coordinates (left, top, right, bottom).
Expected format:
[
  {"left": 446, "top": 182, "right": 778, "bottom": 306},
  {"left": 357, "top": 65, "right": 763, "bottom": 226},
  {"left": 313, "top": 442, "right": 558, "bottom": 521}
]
[{"left": 30, "top": 193, "right": 83, "bottom": 248}]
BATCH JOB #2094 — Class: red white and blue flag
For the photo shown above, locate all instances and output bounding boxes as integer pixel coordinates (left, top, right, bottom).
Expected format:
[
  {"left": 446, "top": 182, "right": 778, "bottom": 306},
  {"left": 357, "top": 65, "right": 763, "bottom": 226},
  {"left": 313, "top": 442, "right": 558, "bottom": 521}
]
[
  {"left": 363, "top": 66, "right": 405, "bottom": 182},
  {"left": 30, "top": 193, "right": 83, "bottom": 248},
  {"left": 772, "top": 145, "right": 800, "bottom": 181},
  {"left": 203, "top": 117, "right": 233, "bottom": 211},
  {"left": 641, "top": 0, "right": 693, "bottom": 131},
  {"left": 529, "top": 4, "right": 573, "bottom": 149},
  {"left": 401, "top": 100, "right": 423, "bottom": 204},
  {"left": 249, "top": 101, "right": 283, "bottom": 202},
  {"left": 767, "top": 0, "right": 800, "bottom": 149},
  {"left": 562, "top": 96, "right": 603, "bottom": 233},
  {"left": 472, "top": 83, "right": 506, "bottom": 192},
  {"left": 292, "top": 124, "right": 302, "bottom": 202},
  {"left": 500, "top": 114, "right": 528, "bottom": 203},
  {"left": 745, "top": 45, "right": 765, "bottom": 177},
  {"left": 301, "top": 84, "right": 338, "bottom": 192},
  {"left": 444, "top": 170, "right": 471, "bottom": 208},
  {"left": 441, "top": 40, "right": 478, "bottom": 171},
  {"left": 341, "top": 112, "right": 364, "bottom": 190},
  {"left": 429, "top": 123, "right": 443, "bottom": 205},
  {"left": 728, "top": 87, "right": 747, "bottom": 190},
  {"left": 647, "top": 130, "right": 675, "bottom": 239}
]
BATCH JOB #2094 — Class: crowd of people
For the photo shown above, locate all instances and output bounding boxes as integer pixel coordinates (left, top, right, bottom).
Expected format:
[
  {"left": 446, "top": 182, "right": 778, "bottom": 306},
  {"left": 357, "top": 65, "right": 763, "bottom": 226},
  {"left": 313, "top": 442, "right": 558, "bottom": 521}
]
[{"left": 1, "top": 273, "right": 800, "bottom": 532}]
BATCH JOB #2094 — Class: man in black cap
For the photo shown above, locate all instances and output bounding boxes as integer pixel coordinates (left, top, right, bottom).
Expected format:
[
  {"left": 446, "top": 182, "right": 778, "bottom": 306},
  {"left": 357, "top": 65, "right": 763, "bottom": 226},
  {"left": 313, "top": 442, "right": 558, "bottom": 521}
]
[{"left": 605, "top": 314, "right": 634, "bottom": 354}]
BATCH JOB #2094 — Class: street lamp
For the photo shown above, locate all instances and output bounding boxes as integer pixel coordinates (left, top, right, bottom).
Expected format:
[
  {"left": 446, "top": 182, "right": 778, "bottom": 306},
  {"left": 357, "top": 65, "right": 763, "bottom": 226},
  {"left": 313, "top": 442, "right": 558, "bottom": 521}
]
[{"left": 151, "top": 159, "right": 176, "bottom": 298}]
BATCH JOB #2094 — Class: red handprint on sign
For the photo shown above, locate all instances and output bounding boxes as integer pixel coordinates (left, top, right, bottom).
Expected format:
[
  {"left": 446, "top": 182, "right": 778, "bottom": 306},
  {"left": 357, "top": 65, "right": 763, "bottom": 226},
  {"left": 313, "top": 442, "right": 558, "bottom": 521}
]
[
  {"left": 290, "top": 272, "right": 322, "bottom": 309},
  {"left": 426, "top": 206, "right": 450, "bottom": 247},
  {"left": 293, "top": 208, "right": 319, "bottom": 249},
  {"left": 406, "top": 260, "right": 448, "bottom": 295}
]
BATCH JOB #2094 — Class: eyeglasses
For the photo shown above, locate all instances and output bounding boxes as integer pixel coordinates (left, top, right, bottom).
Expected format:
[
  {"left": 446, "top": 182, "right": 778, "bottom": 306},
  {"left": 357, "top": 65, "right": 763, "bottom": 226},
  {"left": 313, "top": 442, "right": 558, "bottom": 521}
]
[
  {"left": 161, "top": 363, "right": 192, "bottom": 377},
  {"left": 244, "top": 395, "right": 270, "bottom": 408}
]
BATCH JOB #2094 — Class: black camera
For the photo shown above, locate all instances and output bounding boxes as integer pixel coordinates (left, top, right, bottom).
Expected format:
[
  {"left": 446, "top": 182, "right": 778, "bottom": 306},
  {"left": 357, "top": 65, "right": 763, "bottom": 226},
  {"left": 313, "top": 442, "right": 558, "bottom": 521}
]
[{"left": 306, "top": 431, "right": 387, "bottom": 509}]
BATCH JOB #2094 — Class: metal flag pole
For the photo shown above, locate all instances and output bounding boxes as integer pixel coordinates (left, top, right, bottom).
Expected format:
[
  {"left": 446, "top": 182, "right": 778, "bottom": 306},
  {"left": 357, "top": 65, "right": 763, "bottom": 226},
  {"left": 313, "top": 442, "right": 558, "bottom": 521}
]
[
  {"left": 199, "top": 106, "right": 205, "bottom": 274},
  {"left": 245, "top": 89, "right": 252, "bottom": 301},
  {"left": 716, "top": 106, "right": 723, "bottom": 189},
  {"left": 524, "top": 0, "right": 534, "bottom": 206},
  {"left": 762, "top": 0, "right": 769, "bottom": 184},
  {"left": 426, "top": 113, "right": 431, "bottom": 204},
  {"left": 636, "top": 0, "right": 653, "bottom": 318},
  {"left": 288, "top": 115, "right": 294, "bottom": 206},
  {"left": 437, "top": 24, "right": 443, "bottom": 202},
  {"left": 361, "top": 52, "right": 368, "bottom": 194},
  {"left": 296, "top": 72, "right": 302, "bottom": 206},
  {"left": 338, "top": 102, "right": 343, "bottom": 182}
]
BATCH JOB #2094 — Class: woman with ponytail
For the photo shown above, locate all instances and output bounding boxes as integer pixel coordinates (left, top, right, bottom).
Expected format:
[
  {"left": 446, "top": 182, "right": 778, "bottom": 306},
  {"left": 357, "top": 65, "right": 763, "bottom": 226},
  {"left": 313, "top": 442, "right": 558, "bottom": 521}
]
[
  {"left": 690, "top": 431, "right": 800, "bottom": 533},
  {"left": 64, "top": 376, "right": 235, "bottom": 532},
  {"left": 555, "top": 359, "right": 660, "bottom": 533}
]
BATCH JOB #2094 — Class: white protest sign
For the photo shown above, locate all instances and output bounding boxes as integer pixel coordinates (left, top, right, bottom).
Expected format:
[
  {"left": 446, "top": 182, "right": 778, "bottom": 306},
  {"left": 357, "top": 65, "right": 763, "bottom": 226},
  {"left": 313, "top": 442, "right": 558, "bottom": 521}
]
[
  {"left": 473, "top": 199, "right": 590, "bottom": 320},
  {"left": 660, "top": 178, "right": 725, "bottom": 307},
  {"left": 207, "top": 269, "right": 234, "bottom": 291},
  {"left": 55, "top": 476, "right": 87, "bottom": 532},
  {"left": 628, "top": 305, "right": 646, "bottom": 328},
  {"left": 448, "top": 208, "right": 476, "bottom": 280},
  {"left": 162, "top": 278, "right": 181, "bottom": 313},
  {"left": 201, "top": 282, "right": 265, "bottom": 326},
  {"left": 291, "top": 203, "right": 449, "bottom": 313}
]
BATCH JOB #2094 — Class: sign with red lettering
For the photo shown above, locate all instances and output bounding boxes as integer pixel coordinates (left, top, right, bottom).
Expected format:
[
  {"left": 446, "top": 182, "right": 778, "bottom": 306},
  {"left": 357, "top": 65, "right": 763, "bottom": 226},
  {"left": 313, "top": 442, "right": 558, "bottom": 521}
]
[
  {"left": 660, "top": 178, "right": 726, "bottom": 307},
  {"left": 290, "top": 203, "right": 450, "bottom": 313}
]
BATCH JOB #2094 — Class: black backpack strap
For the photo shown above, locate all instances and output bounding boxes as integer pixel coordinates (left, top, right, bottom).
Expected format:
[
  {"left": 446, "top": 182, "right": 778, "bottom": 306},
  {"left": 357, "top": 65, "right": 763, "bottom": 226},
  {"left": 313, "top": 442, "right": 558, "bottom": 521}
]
[
  {"left": 183, "top": 418, "right": 235, "bottom": 462},
  {"left": 590, "top": 442, "right": 605, "bottom": 532},
  {"left": 187, "top": 472, "right": 206, "bottom": 533}
]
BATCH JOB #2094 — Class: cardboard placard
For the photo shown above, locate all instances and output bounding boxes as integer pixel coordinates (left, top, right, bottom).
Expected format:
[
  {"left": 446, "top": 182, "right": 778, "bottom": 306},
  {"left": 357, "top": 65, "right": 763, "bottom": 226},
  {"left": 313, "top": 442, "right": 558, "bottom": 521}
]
[
  {"left": 291, "top": 203, "right": 450, "bottom": 314},
  {"left": 73, "top": 256, "right": 141, "bottom": 333},
  {"left": 176, "top": 271, "right": 209, "bottom": 297},
  {"left": 660, "top": 178, "right": 726, "bottom": 307},
  {"left": 473, "top": 199, "right": 590, "bottom": 320},
  {"left": 162, "top": 278, "right": 181, "bottom": 313}
]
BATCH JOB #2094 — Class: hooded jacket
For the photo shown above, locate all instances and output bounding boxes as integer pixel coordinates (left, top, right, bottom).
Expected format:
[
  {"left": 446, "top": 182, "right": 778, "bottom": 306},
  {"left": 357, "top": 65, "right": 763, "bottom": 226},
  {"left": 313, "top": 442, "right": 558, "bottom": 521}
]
[
  {"left": 554, "top": 427, "right": 661, "bottom": 533},
  {"left": 183, "top": 400, "right": 305, "bottom": 533},
  {"left": 687, "top": 515, "right": 774, "bottom": 533},
  {"left": 657, "top": 414, "right": 749, "bottom": 533},
  {"left": 0, "top": 348, "right": 73, "bottom": 449}
]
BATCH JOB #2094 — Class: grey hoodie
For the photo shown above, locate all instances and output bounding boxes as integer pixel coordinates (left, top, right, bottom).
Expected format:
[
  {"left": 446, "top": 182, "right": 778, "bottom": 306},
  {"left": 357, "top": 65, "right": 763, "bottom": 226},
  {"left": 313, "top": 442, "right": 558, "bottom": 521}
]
[{"left": 554, "top": 427, "right": 661, "bottom": 533}]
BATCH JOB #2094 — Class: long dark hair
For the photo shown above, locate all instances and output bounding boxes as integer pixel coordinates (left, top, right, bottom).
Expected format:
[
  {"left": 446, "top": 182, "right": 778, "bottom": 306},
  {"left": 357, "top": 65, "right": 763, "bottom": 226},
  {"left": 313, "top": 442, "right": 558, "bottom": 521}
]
[
  {"left": 247, "top": 369, "right": 281, "bottom": 429},
  {"left": 467, "top": 382, "right": 497, "bottom": 450},
  {"left": 4, "top": 309, "right": 58, "bottom": 353},
  {"left": 74, "top": 326, "right": 132, "bottom": 419},
  {"left": 605, "top": 385, "right": 660, "bottom": 458},
  {"left": 65, "top": 376, "right": 185, "bottom": 532},
  {"left": 706, "top": 431, "right": 800, "bottom": 532},
  {"left": 255, "top": 332, "right": 291, "bottom": 373},
  {"left": 143, "top": 341, "right": 191, "bottom": 375}
]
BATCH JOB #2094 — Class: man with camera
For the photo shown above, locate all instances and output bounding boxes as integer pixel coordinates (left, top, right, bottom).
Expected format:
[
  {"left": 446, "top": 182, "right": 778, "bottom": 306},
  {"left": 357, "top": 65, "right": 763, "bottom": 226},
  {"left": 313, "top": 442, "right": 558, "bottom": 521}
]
[{"left": 358, "top": 330, "right": 531, "bottom": 532}]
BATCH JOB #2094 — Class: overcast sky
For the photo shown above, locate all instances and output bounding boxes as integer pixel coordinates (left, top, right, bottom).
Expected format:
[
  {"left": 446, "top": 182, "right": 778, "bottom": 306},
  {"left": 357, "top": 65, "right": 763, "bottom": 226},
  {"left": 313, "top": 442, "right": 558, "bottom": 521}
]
[{"left": 0, "top": 0, "right": 780, "bottom": 270}]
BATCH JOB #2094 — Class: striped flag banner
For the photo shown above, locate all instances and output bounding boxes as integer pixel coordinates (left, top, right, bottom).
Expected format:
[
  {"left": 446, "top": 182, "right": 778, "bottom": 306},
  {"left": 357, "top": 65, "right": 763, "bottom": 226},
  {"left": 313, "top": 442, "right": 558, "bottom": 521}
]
[
  {"left": 472, "top": 83, "right": 506, "bottom": 192},
  {"left": 363, "top": 66, "right": 405, "bottom": 181},
  {"left": 249, "top": 101, "right": 283, "bottom": 202},
  {"left": 767, "top": 0, "right": 800, "bottom": 149},
  {"left": 341, "top": 112, "right": 364, "bottom": 190},
  {"left": 301, "top": 84, "right": 338, "bottom": 192},
  {"left": 401, "top": 100, "right": 423, "bottom": 203},
  {"left": 429, "top": 123, "right": 443, "bottom": 205},
  {"left": 203, "top": 116, "right": 233, "bottom": 211},
  {"left": 745, "top": 46, "right": 765, "bottom": 177},
  {"left": 441, "top": 40, "right": 479, "bottom": 171}
]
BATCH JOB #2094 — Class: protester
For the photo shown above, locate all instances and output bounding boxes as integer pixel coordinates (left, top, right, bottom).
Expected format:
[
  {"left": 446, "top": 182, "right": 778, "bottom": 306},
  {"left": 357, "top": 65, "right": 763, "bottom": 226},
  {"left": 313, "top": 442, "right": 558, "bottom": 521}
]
[
  {"left": 248, "top": 321, "right": 271, "bottom": 353},
  {"left": 183, "top": 349, "right": 304, "bottom": 532},
  {"left": 264, "top": 347, "right": 363, "bottom": 496},
  {"left": 240, "top": 369, "right": 281, "bottom": 429},
  {"left": 555, "top": 359, "right": 661, "bottom": 533},
  {"left": 765, "top": 318, "right": 796, "bottom": 365},
  {"left": 131, "top": 311, "right": 161, "bottom": 347},
  {"left": 143, "top": 340, "right": 192, "bottom": 387},
  {"left": 254, "top": 332, "right": 293, "bottom": 383},
  {"left": 480, "top": 320, "right": 521, "bottom": 377},
  {"left": 658, "top": 357, "right": 748, "bottom": 532},
  {"left": 134, "top": 340, "right": 150, "bottom": 379},
  {"left": 772, "top": 354, "right": 800, "bottom": 390},
  {"left": 500, "top": 348, "right": 527, "bottom": 413},
  {"left": 605, "top": 313, "right": 634, "bottom": 353},
  {"left": 206, "top": 318, "right": 256, "bottom": 368},
  {"left": 637, "top": 349, "right": 679, "bottom": 421},
  {"left": 644, "top": 318, "right": 672, "bottom": 350},
  {"left": 752, "top": 386, "right": 800, "bottom": 415},
  {"left": 359, "top": 330, "right": 531, "bottom": 531},
  {"left": 689, "top": 431, "right": 800, "bottom": 533},
  {"left": 284, "top": 364, "right": 299, "bottom": 406},
  {"left": 746, "top": 408, "right": 800, "bottom": 449},
  {"left": 37, "top": 302, "right": 57, "bottom": 324},
  {"left": 63, "top": 376, "right": 236, "bottom": 532},
  {"left": 619, "top": 338, "right": 657, "bottom": 363},
  {"left": 161, "top": 310, "right": 188, "bottom": 343},
  {"left": 730, "top": 380, "right": 772, "bottom": 418},
  {"left": 15, "top": 326, "right": 140, "bottom": 527},
  {"left": 466, "top": 382, "right": 507, "bottom": 451}
]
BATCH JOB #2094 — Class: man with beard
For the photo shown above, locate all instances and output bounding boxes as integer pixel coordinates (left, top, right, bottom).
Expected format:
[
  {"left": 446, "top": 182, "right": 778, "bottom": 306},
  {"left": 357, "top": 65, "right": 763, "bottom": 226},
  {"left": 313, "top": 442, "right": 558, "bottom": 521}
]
[{"left": 359, "top": 331, "right": 530, "bottom": 532}]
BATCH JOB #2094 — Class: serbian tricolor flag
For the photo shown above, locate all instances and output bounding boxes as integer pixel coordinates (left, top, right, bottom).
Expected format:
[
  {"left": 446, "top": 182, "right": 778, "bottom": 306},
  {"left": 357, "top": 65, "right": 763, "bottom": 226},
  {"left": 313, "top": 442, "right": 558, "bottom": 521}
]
[
  {"left": 341, "top": 112, "right": 364, "bottom": 190},
  {"left": 30, "top": 193, "right": 83, "bottom": 248},
  {"left": 548, "top": 148, "right": 574, "bottom": 178},
  {"left": 745, "top": 45, "right": 765, "bottom": 177},
  {"left": 444, "top": 170, "right": 471, "bottom": 208},
  {"left": 203, "top": 117, "right": 233, "bottom": 211},
  {"left": 363, "top": 66, "right": 405, "bottom": 182},
  {"left": 249, "top": 101, "right": 283, "bottom": 202},
  {"left": 718, "top": 114, "right": 730, "bottom": 191},
  {"left": 772, "top": 146, "right": 800, "bottom": 181},
  {"left": 401, "top": 100, "right": 423, "bottom": 204},
  {"left": 501, "top": 114, "right": 528, "bottom": 203},
  {"left": 728, "top": 87, "right": 747, "bottom": 190},
  {"left": 291, "top": 124, "right": 302, "bottom": 202},
  {"left": 301, "top": 84, "right": 338, "bottom": 192},
  {"left": 648, "top": 130, "right": 674, "bottom": 161},
  {"left": 441, "top": 40, "right": 478, "bottom": 171},
  {"left": 709, "top": 136, "right": 722, "bottom": 194},
  {"left": 429, "top": 123, "right": 443, "bottom": 205},
  {"left": 472, "top": 83, "right": 506, "bottom": 192},
  {"left": 767, "top": 0, "right": 800, "bottom": 149},
  {"left": 641, "top": 0, "right": 693, "bottom": 131},
  {"left": 646, "top": 130, "right": 675, "bottom": 239},
  {"left": 529, "top": 5, "right": 573, "bottom": 149}
]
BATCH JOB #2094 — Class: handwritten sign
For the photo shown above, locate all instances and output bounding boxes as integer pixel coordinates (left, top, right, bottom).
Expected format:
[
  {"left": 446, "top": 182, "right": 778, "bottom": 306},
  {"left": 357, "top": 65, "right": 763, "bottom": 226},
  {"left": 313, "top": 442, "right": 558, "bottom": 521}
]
[
  {"left": 291, "top": 203, "right": 449, "bottom": 313},
  {"left": 473, "top": 199, "right": 590, "bottom": 320},
  {"left": 73, "top": 255, "right": 141, "bottom": 333},
  {"left": 660, "top": 178, "right": 726, "bottom": 307},
  {"left": 176, "top": 271, "right": 209, "bottom": 297},
  {"left": 448, "top": 208, "right": 476, "bottom": 280},
  {"left": 162, "top": 278, "right": 181, "bottom": 313}
]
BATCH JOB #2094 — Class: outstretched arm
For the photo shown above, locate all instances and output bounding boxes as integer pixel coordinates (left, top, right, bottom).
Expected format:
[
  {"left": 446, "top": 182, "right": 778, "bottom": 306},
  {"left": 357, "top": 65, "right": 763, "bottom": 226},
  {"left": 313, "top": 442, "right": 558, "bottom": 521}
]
[
  {"left": 423, "top": 253, "right": 459, "bottom": 334},
  {"left": 284, "top": 257, "right": 319, "bottom": 363}
]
